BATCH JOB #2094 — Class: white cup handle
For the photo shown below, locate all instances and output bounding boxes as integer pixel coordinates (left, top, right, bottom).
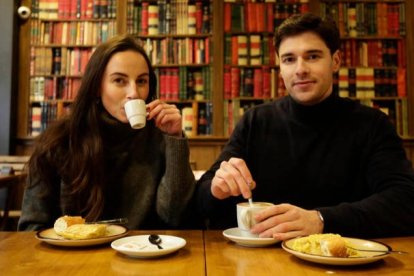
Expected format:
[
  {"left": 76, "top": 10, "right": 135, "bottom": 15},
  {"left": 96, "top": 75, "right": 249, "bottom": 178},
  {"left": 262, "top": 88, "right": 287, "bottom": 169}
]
[{"left": 241, "top": 209, "right": 252, "bottom": 229}]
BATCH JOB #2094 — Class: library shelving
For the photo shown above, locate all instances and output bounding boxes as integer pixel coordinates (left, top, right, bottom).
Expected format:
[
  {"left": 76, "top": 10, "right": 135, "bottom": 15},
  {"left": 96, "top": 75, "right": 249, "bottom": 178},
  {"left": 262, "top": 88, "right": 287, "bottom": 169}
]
[
  {"left": 222, "top": 0, "right": 310, "bottom": 135},
  {"left": 25, "top": 0, "right": 118, "bottom": 136},
  {"left": 14, "top": 0, "right": 414, "bottom": 169},
  {"left": 126, "top": 0, "right": 213, "bottom": 137},
  {"left": 321, "top": 0, "right": 409, "bottom": 137}
]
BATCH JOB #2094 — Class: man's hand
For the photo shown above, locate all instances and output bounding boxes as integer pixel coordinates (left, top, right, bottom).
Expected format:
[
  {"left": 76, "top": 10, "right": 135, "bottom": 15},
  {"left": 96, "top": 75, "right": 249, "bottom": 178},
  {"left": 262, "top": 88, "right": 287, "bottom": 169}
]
[
  {"left": 251, "top": 203, "right": 324, "bottom": 240},
  {"left": 211, "top": 157, "right": 256, "bottom": 199}
]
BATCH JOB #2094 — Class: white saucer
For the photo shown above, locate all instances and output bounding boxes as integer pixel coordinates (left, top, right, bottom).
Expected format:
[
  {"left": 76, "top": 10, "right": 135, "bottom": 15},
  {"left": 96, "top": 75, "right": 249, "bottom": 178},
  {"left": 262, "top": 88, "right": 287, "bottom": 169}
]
[
  {"left": 223, "top": 228, "right": 280, "bottom": 247},
  {"left": 111, "top": 235, "right": 186, "bottom": 258}
]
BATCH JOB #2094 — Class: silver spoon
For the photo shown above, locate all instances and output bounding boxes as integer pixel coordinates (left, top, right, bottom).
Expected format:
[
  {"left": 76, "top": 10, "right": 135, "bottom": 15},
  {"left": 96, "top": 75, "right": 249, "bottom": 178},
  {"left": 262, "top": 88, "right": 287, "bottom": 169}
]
[
  {"left": 347, "top": 246, "right": 408, "bottom": 255},
  {"left": 149, "top": 234, "right": 163, "bottom": 249}
]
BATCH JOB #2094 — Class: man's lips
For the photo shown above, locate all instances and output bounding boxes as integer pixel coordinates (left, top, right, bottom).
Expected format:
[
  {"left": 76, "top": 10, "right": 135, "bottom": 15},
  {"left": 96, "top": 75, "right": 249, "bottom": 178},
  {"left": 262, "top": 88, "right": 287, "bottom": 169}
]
[{"left": 293, "top": 80, "right": 315, "bottom": 86}]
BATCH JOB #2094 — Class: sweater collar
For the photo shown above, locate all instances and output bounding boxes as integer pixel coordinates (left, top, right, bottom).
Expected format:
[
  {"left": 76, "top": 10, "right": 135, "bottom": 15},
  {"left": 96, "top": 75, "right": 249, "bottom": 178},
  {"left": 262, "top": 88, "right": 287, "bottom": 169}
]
[{"left": 287, "top": 92, "right": 341, "bottom": 123}]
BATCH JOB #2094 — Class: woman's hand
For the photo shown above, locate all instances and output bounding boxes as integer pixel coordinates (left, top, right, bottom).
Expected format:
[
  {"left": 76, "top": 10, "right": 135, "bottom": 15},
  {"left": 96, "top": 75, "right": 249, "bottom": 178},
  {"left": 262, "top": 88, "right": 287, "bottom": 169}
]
[
  {"left": 211, "top": 157, "right": 256, "bottom": 200},
  {"left": 251, "top": 203, "right": 324, "bottom": 241},
  {"left": 147, "top": 99, "right": 182, "bottom": 137}
]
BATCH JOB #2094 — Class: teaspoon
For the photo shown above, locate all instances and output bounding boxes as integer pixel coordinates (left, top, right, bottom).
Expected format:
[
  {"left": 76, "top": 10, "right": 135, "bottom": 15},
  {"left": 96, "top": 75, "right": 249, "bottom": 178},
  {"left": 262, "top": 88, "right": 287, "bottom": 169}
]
[
  {"left": 347, "top": 246, "right": 408, "bottom": 255},
  {"left": 149, "top": 234, "right": 163, "bottom": 249}
]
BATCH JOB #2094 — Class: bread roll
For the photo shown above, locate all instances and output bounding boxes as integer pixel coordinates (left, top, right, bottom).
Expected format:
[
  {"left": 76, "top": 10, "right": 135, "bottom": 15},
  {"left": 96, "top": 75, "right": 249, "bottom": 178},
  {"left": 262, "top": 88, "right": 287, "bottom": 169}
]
[
  {"left": 58, "top": 224, "right": 108, "bottom": 240},
  {"left": 54, "top": 215, "right": 85, "bottom": 235},
  {"left": 291, "top": 233, "right": 353, "bottom": 257}
]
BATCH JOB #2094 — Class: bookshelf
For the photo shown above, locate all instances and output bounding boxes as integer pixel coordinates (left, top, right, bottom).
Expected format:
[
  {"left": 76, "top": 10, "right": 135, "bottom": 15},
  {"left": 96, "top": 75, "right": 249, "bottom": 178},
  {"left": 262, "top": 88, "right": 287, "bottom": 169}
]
[
  {"left": 125, "top": 0, "right": 214, "bottom": 137},
  {"left": 320, "top": 0, "right": 410, "bottom": 137},
  {"left": 22, "top": 0, "right": 118, "bottom": 137},
  {"left": 222, "top": 0, "right": 310, "bottom": 135},
  {"left": 14, "top": 0, "right": 414, "bottom": 169}
]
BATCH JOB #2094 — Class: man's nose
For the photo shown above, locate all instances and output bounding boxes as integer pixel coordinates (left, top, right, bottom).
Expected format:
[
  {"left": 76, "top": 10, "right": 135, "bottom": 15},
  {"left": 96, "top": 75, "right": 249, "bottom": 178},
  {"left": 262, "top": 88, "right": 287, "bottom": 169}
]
[{"left": 295, "top": 58, "right": 310, "bottom": 76}]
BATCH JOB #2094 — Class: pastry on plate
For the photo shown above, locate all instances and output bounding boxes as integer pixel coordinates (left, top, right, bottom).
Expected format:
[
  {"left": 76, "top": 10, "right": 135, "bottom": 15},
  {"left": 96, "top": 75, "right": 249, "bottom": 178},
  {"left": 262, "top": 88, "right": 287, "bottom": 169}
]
[
  {"left": 54, "top": 215, "right": 85, "bottom": 235},
  {"left": 291, "top": 233, "right": 358, "bottom": 257},
  {"left": 58, "top": 224, "right": 108, "bottom": 240}
]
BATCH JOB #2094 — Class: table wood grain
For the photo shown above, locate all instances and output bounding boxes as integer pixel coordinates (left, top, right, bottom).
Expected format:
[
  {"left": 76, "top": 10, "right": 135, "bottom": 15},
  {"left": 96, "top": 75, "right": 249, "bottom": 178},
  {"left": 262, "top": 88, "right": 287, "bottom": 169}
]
[
  {"left": 204, "top": 231, "right": 414, "bottom": 276},
  {"left": 0, "top": 230, "right": 205, "bottom": 275}
]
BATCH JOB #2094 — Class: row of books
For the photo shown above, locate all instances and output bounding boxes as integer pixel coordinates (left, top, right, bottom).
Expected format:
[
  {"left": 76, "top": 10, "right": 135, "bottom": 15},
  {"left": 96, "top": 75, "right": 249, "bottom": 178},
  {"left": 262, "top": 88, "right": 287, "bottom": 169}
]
[
  {"left": 31, "top": 0, "right": 117, "bottom": 20},
  {"left": 224, "top": 0, "right": 309, "bottom": 33},
  {"left": 155, "top": 67, "right": 211, "bottom": 101},
  {"left": 335, "top": 67, "right": 406, "bottom": 99},
  {"left": 224, "top": 66, "right": 286, "bottom": 99},
  {"left": 127, "top": 0, "right": 210, "bottom": 35},
  {"left": 341, "top": 39, "right": 406, "bottom": 68},
  {"left": 224, "top": 35, "right": 276, "bottom": 66},
  {"left": 321, "top": 2, "right": 405, "bottom": 37},
  {"left": 223, "top": 97, "right": 408, "bottom": 137},
  {"left": 30, "top": 47, "right": 92, "bottom": 76},
  {"left": 30, "top": 77, "right": 81, "bottom": 102},
  {"left": 182, "top": 102, "right": 213, "bottom": 137},
  {"left": 138, "top": 37, "right": 210, "bottom": 65},
  {"left": 29, "top": 102, "right": 71, "bottom": 137},
  {"left": 31, "top": 20, "right": 117, "bottom": 46}
]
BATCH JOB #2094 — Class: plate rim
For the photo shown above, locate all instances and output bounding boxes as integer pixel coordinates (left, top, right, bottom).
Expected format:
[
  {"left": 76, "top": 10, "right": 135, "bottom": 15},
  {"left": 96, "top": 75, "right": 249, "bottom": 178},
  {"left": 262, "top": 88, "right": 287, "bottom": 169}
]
[
  {"left": 222, "top": 227, "right": 280, "bottom": 247},
  {"left": 111, "top": 234, "right": 186, "bottom": 258},
  {"left": 35, "top": 224, "right": 129, "bottom": 247},
  {"left": 282, "top": 236, "right": 391, "bottom": 265}
]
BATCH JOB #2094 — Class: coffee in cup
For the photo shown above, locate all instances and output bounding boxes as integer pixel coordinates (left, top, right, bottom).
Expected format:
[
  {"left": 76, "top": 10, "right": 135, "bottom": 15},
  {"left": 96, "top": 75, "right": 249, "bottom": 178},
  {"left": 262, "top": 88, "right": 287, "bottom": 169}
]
[
  {"left": 124, "top": 99, "right": 147, "bottom": 129},
  {"left": 237, "top": 202, "right": 273, "bottom": 237}
]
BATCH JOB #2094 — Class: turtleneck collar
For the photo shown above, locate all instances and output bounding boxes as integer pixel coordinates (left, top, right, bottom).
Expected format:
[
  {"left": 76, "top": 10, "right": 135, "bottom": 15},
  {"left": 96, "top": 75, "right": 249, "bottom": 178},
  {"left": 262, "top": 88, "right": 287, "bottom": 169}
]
[{"left": 287, "top": 92, "right": 342, "bottom": 124}]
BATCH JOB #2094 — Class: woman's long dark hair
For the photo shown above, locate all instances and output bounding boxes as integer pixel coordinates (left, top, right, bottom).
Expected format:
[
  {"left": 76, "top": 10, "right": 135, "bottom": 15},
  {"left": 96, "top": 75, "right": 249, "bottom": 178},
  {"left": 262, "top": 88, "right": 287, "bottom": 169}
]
[{"left": 29, "top": 34, "right": 157, "bottom": 221}]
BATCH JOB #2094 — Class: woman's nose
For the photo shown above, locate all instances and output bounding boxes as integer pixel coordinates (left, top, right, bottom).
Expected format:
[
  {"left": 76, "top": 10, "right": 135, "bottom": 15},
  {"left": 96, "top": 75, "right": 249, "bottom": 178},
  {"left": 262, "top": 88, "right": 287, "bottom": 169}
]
[{"left": 126, "top": 82, "right": 139, "bottom": 99}]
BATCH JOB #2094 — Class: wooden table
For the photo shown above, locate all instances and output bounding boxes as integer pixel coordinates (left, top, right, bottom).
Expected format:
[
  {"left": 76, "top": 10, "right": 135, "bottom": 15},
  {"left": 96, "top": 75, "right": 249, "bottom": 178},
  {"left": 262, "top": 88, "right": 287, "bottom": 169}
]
[
  {"left": 205, "top": 231, "right": 414, "bottom": 275},
  {"left": 1, "top": 230, "right": 413, "bottom": 275},
  {"left": 0, "top": 230, "right": 205, "bottom": 275}
]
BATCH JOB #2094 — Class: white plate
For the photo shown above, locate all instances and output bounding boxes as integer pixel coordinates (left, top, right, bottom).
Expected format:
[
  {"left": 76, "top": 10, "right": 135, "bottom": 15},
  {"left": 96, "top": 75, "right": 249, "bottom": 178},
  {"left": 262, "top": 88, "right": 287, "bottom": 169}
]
[
  {"left": 223, "top": 227, "right": 280, "bottom": 247},
  {"left": 111, "top": 235, "right": 186, "bottom": 258},
  {"left": 36, "top": 225, "right": 128, "bottom": 247},
  {"left": 282, "top": 236, "right": 391, "bottom": 266}
]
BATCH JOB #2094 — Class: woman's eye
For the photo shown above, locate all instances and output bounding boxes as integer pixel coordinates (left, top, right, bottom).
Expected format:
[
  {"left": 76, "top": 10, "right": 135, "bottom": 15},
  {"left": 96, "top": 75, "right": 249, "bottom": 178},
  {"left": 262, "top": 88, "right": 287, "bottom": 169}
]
[
  {"left": 137, "top": 78, "right": 148, "bottom": 86},
  {"left": 113, "top": 78, "right": 126, "bottom": 85}
]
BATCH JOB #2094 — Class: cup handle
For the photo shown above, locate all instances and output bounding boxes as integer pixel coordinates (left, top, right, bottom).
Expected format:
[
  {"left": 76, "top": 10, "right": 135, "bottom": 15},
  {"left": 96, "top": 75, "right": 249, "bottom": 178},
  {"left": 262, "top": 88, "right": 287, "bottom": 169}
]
[{"left": 241, "top": 209, "right": 252, "bottom": 229}]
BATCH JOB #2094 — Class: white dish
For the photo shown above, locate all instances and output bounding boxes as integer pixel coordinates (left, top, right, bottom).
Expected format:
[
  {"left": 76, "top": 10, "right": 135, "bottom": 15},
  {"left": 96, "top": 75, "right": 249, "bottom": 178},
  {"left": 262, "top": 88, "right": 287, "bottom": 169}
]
[
  {"left": 36, "top": 225, "right": 128, "bottom": 247},
  {"left": 282, "top": 236, "right": 391, "bottom": 266},
  {"left": 223, "top": 227, "right": 280, "bottom": 247},
  {"left": 111, "top": 235, "right": 186, "bottom": 258}
]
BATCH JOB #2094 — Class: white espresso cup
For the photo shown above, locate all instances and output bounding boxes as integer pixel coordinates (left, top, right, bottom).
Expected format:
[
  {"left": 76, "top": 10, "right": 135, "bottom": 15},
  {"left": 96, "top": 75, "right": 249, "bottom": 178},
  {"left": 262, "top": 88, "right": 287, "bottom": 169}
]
[
  {"left": 237, "top": 202, "right": 274, "bottom": 237},
  {"left": 124, "top": 99, "right": 147, "bottom": 129}
]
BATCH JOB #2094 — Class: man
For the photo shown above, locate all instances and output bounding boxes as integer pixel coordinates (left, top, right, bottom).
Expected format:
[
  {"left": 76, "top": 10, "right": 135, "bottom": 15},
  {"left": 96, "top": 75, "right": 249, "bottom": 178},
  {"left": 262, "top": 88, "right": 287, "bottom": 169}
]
[{"left": 196, "top": 13, "right": 414, "bottom": 240}]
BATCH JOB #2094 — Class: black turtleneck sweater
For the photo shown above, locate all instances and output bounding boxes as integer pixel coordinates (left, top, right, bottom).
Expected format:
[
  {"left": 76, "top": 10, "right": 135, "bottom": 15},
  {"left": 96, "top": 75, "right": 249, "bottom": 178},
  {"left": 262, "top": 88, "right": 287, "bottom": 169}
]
[{"left": 197, "top": 94, "right": 414, "bottom": 238}]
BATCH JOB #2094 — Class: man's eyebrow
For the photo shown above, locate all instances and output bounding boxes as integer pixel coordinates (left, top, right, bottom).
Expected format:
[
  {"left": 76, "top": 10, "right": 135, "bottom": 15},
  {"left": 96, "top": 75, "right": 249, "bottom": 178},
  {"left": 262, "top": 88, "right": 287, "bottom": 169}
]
[
  {"left": 280, "top": 49, "right": 324, "bottom": 58},
  {"left": 109, "top": 72, "right": 150, "bottom": 78}
]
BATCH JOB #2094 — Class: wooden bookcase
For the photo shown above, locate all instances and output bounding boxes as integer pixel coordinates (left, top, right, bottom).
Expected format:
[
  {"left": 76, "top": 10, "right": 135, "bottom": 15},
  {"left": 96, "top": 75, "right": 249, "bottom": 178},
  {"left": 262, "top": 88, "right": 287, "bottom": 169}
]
[{"left": 14, "top": 0, "right": 414, "bottom": 169}]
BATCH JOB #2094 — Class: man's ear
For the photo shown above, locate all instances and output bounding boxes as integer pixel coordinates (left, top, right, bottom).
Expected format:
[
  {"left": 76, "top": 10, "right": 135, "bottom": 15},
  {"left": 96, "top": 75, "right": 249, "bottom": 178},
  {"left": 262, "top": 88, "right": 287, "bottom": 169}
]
[{"left": 332, "top": 50, "right": 341, "bottom": 73}]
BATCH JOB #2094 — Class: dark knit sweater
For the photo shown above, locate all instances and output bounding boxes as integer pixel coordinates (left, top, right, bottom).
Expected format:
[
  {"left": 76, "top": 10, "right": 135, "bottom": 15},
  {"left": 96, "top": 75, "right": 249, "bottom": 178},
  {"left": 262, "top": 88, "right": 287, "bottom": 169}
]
[
  {"left": 197, "top": 93, "right": 414, "bottom": 238},
  {"left": 18, "top": 110, "right": 195, "bottom": 231}
]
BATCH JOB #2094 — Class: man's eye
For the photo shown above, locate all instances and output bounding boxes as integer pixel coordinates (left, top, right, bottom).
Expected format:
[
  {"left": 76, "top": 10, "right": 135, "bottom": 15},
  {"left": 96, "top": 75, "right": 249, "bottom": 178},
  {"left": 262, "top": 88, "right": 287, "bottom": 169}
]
[
  {"left": 282, "top": 57, "right": 295, "bottom": 63},
  {"left": 308, "top": 54, "right": 320, "bottom": 60}
]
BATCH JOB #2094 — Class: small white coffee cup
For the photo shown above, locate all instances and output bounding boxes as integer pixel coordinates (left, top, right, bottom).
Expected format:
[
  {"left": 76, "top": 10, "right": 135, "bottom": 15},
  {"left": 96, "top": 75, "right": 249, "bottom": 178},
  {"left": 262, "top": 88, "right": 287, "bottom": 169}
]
[
  {"left": 124, "top": 99, "right": 147, "bottom": 129},
  {"left": 237, "top": 202, "right": 273, "bottom": 237}
]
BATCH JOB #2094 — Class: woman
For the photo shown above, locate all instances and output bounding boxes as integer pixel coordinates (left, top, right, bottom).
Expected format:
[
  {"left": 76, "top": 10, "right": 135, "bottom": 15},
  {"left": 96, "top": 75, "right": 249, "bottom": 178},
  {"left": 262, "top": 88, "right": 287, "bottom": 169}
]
[{"left": 18, "top": 34, "right": 195, "bottom": 230}]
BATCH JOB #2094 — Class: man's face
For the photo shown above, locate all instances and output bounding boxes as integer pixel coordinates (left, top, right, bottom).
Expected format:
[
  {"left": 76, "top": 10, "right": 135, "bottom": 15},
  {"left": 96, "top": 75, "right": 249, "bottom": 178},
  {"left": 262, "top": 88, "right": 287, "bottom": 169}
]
[{"left": 278, "top": 32, "right": 341, "bottom": 105}]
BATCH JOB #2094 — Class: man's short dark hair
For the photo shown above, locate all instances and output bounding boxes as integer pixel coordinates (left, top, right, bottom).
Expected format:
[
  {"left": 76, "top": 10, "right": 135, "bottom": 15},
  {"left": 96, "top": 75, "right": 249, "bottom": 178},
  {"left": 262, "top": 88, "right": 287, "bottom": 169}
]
[{"left": 275, "top": 13, "right": 340, "bottom": 55}]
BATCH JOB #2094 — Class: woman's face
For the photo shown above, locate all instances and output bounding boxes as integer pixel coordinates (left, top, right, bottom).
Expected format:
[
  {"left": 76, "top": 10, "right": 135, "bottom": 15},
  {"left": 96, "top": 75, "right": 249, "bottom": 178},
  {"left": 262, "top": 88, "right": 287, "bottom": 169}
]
[{"left": 101, "top": 50, "right": 150, "bottom": 123}]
